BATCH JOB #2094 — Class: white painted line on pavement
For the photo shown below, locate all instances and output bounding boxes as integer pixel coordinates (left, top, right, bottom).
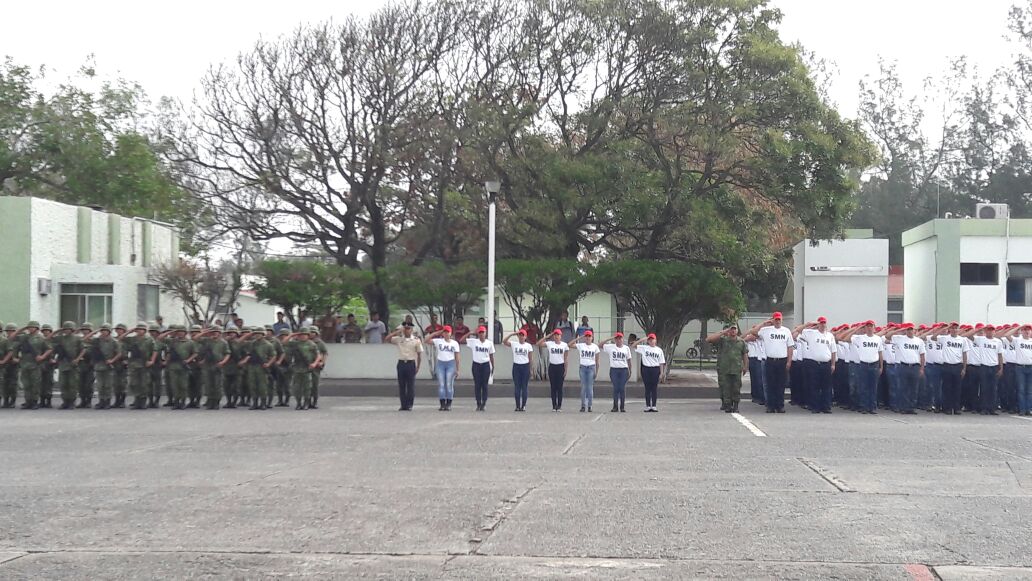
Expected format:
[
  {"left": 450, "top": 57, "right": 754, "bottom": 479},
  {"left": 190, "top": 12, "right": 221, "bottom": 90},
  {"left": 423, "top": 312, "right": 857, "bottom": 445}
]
[
  {"left": 1010, "top": 415, "right": 1032, "bottom": 422},
  {"left": 731, "top": 412, "right": 767, "bottom": 437}
]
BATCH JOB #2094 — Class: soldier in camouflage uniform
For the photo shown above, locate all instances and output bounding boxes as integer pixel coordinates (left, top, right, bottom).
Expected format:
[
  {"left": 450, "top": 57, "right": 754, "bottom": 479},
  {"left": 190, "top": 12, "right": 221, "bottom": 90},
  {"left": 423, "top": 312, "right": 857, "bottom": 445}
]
[
  {"left": 187, "top": 325, "right": 205, "bottom": 408},
  {"left": 242, "top": 327, "right": 276, "bottom": 410},
  {"left": 39, "top": 324, "right": 56, "bottom": 408},
  {"left": 90, "top": 324, "right": 122, "bottom": 409},
  {"left": 271, "top": 328, "right": 289, "bottom": 407},
  {"left": 238, "top": 328, "right": 253, "bottom": 407},
  {"left": 223, "top": 329, "right": 243, "bottom": 408},
  {"left": 202, "top": 328, "right": 230, "bottom": 410},
  {"left": 124, "top": 323, "right": 157, "bottom": 410},
  {"left": 291, "top": 330, "right": 319, "bottom": 410},
  {"left": 0, "top": 323, "right": 15, "bottom": 408},
  {"left": 148, "top": 325, "right": 166, "bottom": 408},
  {"left": 77, "top": 323, "right": 96, "bottom": 408},
  {"left": 165, "top": 325, "right": 197, "bottom": 410},
  {"left": 112, "top": 323, "right": 130, "bottom": 408},
  {"left": 14, "top": 322, "right": 52, "bottom": 409},
  {"left": 53, "top": 322, "right": 85, "bottom": 409},
  {"left": 309, "top": 327, "right": 327, "bottom": 409}
]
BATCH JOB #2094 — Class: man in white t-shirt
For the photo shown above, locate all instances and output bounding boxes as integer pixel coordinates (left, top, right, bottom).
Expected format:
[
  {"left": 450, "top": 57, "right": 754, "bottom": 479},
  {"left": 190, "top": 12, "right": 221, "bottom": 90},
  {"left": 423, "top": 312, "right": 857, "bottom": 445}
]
[
  {"left": 887, "top": 323, "right": 925, "bottom": 414},
  {"left": 797, "top": 317, "right": 837, "bottom": 413},
  {"left": 363, "top": 312, "right": 387, "bottom": 344},
  {"left": 919, "top": 324, "right": 943, "bottom": 411},
  {"left": 972, "top": 325, "right": 1005, "bottom": 415},
  {"left": 842, "top": 321, "right": 883, "bottom": 414},
  {"left": 745, "top": 312, "right": 794, "bottom": 413},
  {"left": 931, "top": 322, "right": 969, "bottom": 415},
  {"left": 1012, "top": 324, "right": 1032, "bottom": 416}
]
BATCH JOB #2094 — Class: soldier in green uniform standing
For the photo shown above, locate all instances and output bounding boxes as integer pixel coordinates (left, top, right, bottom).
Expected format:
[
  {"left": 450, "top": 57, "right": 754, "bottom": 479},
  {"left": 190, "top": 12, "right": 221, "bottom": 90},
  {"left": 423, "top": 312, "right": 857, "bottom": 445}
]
[
  {"left": 15, "top": 322, "right": 52, "bottom": 409},
  {"left": 291, "top": 330, "right": 319, "bottom": 410},
  {"left": 273, "top": 328, "right": 291, "bottom": 407},
  {"left": 2, "top": 323, "right": 21, "bottom": 408},
  {"left": 77, "top": 323, "right": 96, "bottom": 408},
  {"left": 53, "top": 322, "right": 85, "bottom": 409},
  {"left": 165, "top": 325, "right": 197, "bottom": 410},
  {"left": 0, "top": 323, "right": 14, "bottom": 408},
  {"left": 309, "top": 327, "right": 327, "bottom": 409},
  {"left": 39, "top": 324, "right": 56, "bottom": 408},
  {"left": 241, "top": 327, "right": 276, "bottom": 410},
  {"left": 89, "top": 324, "right": 122, "bottom": 409},
  {"left": 223, "top": 329, "right": 242, "bottom": 408},
  {"left": 706, "top": 325, "right": 750, "bottom": 413},
  {"left": 112, "top": 323, "right": 130, "bottom": 408},
  {"left": 148, "top": 325, "right": 166, "bottom": 408},
  {"left": 202, "top": 328, "right": 230, "bottom": 410},
  {"left": 124, "top": 323, "right": 157, "bottom": 410},
  {"left": 187, "top": 325, "right": 206, "bottom": 408}
]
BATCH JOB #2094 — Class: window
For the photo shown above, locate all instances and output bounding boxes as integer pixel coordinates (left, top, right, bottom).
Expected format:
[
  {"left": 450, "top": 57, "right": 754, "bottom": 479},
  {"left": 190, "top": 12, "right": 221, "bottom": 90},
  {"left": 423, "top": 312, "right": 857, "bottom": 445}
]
[
  {"left": 60, "top": 283, "right": 114, "bottom": 327},
  {"left": 887, "top": 298, "right": 903, "bottom": 324},
  {"left": 960, "top": 263, "right": 998, "bottom": 285},
  {"left": 137, "top": 284, "right": 160, "bottom": 321},
  {"left": 1007, "top": 264, "right": 1032, "bottom": 307}
]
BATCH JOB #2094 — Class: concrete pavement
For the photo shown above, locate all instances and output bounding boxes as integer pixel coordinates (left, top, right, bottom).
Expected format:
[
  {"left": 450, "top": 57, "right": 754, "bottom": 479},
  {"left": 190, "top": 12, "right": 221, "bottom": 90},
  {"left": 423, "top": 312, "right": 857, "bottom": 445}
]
[{"left": 0, "top": 397, "right": 1030, "bottom": 579}]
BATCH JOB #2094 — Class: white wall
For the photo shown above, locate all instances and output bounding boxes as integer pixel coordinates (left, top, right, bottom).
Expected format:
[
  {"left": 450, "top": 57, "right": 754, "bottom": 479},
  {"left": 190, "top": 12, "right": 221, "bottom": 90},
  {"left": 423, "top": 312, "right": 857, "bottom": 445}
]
[
  {"left": 958, "top": 236, "right": 1032, "bottom": 323},
  {"left": 28, "top": 199, "right": 79, "bottom": 324},
  {"left": 903, "top": 237, "right": 937, "bottom": 324},
  {"left": 793, "top": 238, "right": 889, "bottom": 325}
]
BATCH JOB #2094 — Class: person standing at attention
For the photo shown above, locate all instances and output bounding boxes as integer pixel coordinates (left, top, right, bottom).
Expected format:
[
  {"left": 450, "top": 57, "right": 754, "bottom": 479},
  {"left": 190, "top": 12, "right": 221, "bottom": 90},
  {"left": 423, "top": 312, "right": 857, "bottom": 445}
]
[
  {"left": 538, "top": 329, "right": 569, "bottom": 412},
  {"left": 745, "top": 312, "right": 794, "bottom": 413},
  {"left": 706, "top": 325, "right": 749, "bottom": 413},
  {"left": 426, "top": 326, "right": 460, "bottom": 411},
  {"left": 465, "top": 325, "right": 495, "bottom": 411},
  {"left": 570, "top": 330, "right": 600, "bottom": 412},
  {"left": 504, "top": 330, "right": 533, "bottom": 412},
  {"left": 600, "top": 333, "right": 631, "bottom": 412},
  {"left": 384, "top": 322, "right": 423, "bottom": 411},
  {"left": 633, "top": 333, "right": 666, "bottom": 412},
  {"left": 796, "top": 317, "right": 837, "bottom": 414}
]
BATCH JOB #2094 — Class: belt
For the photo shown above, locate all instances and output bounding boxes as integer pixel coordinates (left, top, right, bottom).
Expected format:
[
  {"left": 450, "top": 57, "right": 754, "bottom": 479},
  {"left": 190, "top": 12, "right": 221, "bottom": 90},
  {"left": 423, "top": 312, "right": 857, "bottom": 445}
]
[
  {"left": 899, "top": 363, "right": 920, "bottom": 366},
  {"left": 767, "top": 357, "right": 786, "bottom": 361},
  {"left": 859, "top": 361, "right": 879, "bottom": 365}
]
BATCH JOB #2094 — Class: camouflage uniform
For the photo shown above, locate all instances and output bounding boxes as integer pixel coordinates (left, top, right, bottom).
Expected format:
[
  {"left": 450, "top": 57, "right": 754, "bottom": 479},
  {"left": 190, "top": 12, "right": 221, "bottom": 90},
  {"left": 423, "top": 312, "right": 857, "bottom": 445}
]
[
  {"left": 223, "top": 330, "right": 243, "bottom": 408},
  {"left": 15, "top": 322, "right": 49, "bottom": 409},
  {"left": 187, "top": 325, "right": 205, "bottom": 408},
  {"left": 311, "top": 327, "right": 328, "bottom": 409},
  {"left": 165, "top": 326, "right": 196, "bottom": 410},
  {"left": 202, "top": 331, "right": 229, "bottom": 410},
  {"left": 125, "top": 323, "right": 156, "bottom": 409},
  {"left": 291, "top": 336, "right": 319, "bottom": 410},
  {"left": 0, "top": 323, "right": 16, "bottom": 408},
  {"left": 89, "top": 325, "right": 122, "bottom": 409},
  {"left": 247, "top": 329, "right": 276, "bottom": 410},
  {"left": 112, "top": 324, "right": 130, "bottom": 408},
  {"left": 272, "top": 330, "right": 290, "bottom": 407},
  {"left": 148, "top": 326, "right": 165, "bottom": 408},
  {"left": 76, "top": 324, "right": 95, "bottom": 408},
  {"left": 39, "top": 324, "right": 56, "bottom": 408}
]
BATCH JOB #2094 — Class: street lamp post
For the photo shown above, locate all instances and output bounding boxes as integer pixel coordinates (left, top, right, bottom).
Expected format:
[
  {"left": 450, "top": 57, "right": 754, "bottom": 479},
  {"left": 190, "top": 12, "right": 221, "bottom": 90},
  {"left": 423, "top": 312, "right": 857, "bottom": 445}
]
[{"left": 485, "top": 180, "right": 501, "bottom": 385}]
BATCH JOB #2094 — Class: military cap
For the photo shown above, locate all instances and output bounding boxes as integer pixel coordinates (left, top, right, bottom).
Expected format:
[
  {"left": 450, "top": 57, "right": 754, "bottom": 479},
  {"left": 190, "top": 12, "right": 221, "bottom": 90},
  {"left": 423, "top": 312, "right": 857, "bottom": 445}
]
[
  {"left": 115, "top": 323, "right": 128, "bottom": 331},
  {"left": 62, "top": 321, "right": 77, "bottom": 330},
  {"left": 99, "top": 323, "right": 113, "bottom": 331},
  {"left": 4, "top": 323, "right": 17, "bottom": 332},
  {"left": 190, "top": 324, "right": 203, "bottom": 332},
  {"left": 41, "top": 324, "right": 53, "bottom": 331},
  {"left": 148, "top": 324, "right": 160, "bottom": 332},
  {"left": 277, "top": 328, "right": 290, "bottom": 336},
  {"left": 135, "top": 322, "right": 148, "bottom": 330},
  {"left": 308, "top": 326, "right": 319, "bottom": 334},
  {"left": 225, "top": 328, "right": 239, "bottom": 335},
  {"left": 264, "top": 324, "right": 274, "bottom": 331},
  {"left": 25, "top": 320, "right": 40, "bottom": 329},
  {"left": 80, "top": 322, "right": 94, "bottom": 331}
]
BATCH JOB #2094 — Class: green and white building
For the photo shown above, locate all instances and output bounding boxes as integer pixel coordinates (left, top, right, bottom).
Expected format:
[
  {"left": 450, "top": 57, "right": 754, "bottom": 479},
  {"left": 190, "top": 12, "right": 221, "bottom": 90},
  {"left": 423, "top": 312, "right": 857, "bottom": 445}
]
[
  {"left": 902, "top": 215, "right": 1032, "bottom": 324},
  {"left": 0, "top": 196, "right": 183, "bottom": 327}
]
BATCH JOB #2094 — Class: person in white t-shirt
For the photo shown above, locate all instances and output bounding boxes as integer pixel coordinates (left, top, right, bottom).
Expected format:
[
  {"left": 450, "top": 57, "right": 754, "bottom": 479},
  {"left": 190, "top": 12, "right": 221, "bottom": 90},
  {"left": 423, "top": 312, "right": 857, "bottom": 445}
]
[
  {"left": 570, "top": 331, "right": 600, "bottom": 412},
  {"left": 998, "top": 324, "right": 1020, "bottom": 413},
  {"left": 503, "top": 330, "right": 534, "bottom": 411},
  {"left": 797, "top": 317, "right": 838, "bottom": 413},
  {"left": 600, "top": 333, "right": 632, "bottom": 412},
  {"left": 466, "top": 326, "right": 496, "bottom": 412},
  {"left": 537, "top": 330, "right": 569, "bottom": 412},
  {"left": 918, "top": 324, "right": 944, "bottom": 412},
  {"left": 930, "top": 322, "right": 970, "bottom": 415},
  {"left": 425, "top": 326, "right": 461, "bottom": 411},
  {"left": 971, "top": 325, "right": 1005, "bottom": 415},
  {"left": 633, "top": 333, "right": 666, "bottom": 412},
  {"left": 841, "top": 321, "right": 883, "bottom": 414},
  {"left": 1012, "top": 324, "right": 1032, "bottom": 416},
  {"left": 744, "top": 312, "right": 795, "bottom": 413},
  {"left": 886, "top": 323, "right": 926, "bottom": 414}
]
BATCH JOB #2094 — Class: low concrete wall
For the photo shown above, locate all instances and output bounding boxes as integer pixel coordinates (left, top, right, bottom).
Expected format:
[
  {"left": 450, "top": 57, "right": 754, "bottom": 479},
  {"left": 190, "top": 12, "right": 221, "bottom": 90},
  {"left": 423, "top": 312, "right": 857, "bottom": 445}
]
[{"left": 323, "top": 344, "right": 639, "bottom": 382}]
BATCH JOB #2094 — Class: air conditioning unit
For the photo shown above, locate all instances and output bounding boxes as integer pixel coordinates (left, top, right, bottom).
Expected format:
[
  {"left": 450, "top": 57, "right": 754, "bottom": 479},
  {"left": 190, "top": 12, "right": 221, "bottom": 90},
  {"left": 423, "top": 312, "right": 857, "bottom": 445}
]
[
  {"left": 37, "top": 278, "right": 52, "bottom": 296},
  {"left": 976, "top": 203, "right": 1010, "bottom": 219}
]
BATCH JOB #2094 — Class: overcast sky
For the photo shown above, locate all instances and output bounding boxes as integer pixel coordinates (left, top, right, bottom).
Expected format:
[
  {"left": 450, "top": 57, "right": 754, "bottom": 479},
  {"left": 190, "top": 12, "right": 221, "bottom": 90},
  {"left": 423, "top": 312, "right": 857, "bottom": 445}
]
[{"left": 0, "top": 0, "right": 1021, "bottom": 121}]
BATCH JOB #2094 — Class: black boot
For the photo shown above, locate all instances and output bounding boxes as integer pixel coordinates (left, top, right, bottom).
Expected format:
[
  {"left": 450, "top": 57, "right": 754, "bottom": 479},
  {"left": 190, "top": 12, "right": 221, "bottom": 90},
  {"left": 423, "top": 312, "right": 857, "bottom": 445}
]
[
  {"left": 250, "top": 399, "right": 260, "bottom": 410},
  {"left": 446, "top": 399, "right": 453, "bottom": 411},
  {"left": 148, "top": 396, "right": 159, "bottom": 408},
  {"left": 310, "top": 396, "right": 318, "bottom": 409},
  {"left": 113, "top": 394, "right": 126, "bottom": 408},
  {"left": 186, "top": 398, "right": 199, "bottom": 409},
  {"left": 175, "top": 399, "right": 187, "bottom": 410},
  {"left": 20, "top": 401, "right": 33, "bottom": 409},
  {"left": 59, "top": 399, "right": 73, "bottom": 410},
  {"left": 295, "top": 398, "right": 304, "bottom": 410},
  {"left": 76, "top": 397, "right": 89, "bottom": 409},
  {"left": 225, "top": 396, "right": 236, "bottom": 409},
  {"left": 439, "top": 399, "right": 445, "bottom": 411},
  {"left": 162, "top": 397, "right": 173, "bottom": 407},
  {"left": 42, "top": 397, "right": 52, "bottom": 408}
]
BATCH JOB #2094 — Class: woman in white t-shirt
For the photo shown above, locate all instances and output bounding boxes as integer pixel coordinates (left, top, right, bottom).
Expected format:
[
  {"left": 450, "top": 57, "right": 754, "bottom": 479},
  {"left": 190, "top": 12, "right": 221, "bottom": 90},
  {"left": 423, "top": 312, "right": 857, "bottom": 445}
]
[
  {"left": 504, "top": 330, "right": 534, "bottom": 411},
  {"left": 426, "top": 326, "right": 461, "bottom": 411},
  {"left": 600, "top": 332, "right": 632, "bottom": 412},
  {"left": 633, "top": 333, "right": 666, "bottom": 412},
  {"left": 537, "top": 329, "right": 569, "bottom": 411},
  {"left": 569, "top": 331, "right": 601, "bottom": 412},
  {"left": 465, "top": 326, "right": 496, "bottom": 412}
]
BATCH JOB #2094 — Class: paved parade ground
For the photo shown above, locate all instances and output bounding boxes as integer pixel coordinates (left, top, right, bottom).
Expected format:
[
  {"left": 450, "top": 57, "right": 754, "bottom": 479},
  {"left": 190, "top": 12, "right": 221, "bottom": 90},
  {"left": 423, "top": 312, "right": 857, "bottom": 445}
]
[{"left": 1, "top": 397, "right": 1032, "bottom": 580}]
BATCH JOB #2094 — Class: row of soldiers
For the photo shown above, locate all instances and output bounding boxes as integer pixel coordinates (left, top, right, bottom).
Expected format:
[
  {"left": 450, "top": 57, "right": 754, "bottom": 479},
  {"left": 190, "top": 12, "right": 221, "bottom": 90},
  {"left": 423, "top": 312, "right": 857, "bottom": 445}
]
[{"left": 0, "top": 321, "right": 327, "bottom": 411}]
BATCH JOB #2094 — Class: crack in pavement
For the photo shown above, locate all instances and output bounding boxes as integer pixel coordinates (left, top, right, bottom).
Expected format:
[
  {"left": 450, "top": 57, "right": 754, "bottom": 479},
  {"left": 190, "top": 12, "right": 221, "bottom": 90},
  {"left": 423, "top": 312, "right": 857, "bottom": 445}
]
[
  {"left": 468, "top": 485, "right": 540, "bottom": 555},
  {"left": 797, "top": 458, "right": 856, "bottom": 493},
  {"left": 234, "top": 459, "right": 321, "bottom": 487},
  {"left": 562, "top": 434, "right": 586, "bottom": 456},
  {"left": 1006, "top": 461, "right": 1024, "bottom": 488},
  {"left": 960, "top": 437, "right": 1032, "bottom": 462}
]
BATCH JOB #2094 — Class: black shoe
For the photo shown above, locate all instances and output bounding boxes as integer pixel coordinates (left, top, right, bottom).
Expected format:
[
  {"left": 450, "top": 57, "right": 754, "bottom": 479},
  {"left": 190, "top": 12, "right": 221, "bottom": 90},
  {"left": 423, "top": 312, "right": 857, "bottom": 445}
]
[
  {"left": 732, "top": 405, "right": 739, "bottom": 413},
  {"left": 989, "top": 411, "right": 999, "bottom": 415},
  {"left": 162, "top": 399, "right": 173, "bottom": 407},
  {"left": 59, "top": 400, "right": 73, "bottom": 410},
  {"left": 611, "top": 406, "right": 619, "bottom": 412},
  {"left": 776, "top": 409, "right": 785, "bottom": 414},
  {"left": 42, "top": 398, "right": 52, "bottom": 408},
  {"left": 725, "top": 409, "right": 734, "bottom": 413},
  {"left": 186, "top": 399, "right": 199, "bottom": 409},
  {"left": 296, "top": 402, "right": 304, "bottom": 410},
  {"left": 438, "top": 399, "right": 445, "bottom": 411},
  {"left": 249, "top": 402, "right": 260, "bottom": 410},
  {"left": 20, "top": 402, "right": 32, "bottom": 409},
  {"left": 580, "top": 407, "right": 586, "bottom": 413}
]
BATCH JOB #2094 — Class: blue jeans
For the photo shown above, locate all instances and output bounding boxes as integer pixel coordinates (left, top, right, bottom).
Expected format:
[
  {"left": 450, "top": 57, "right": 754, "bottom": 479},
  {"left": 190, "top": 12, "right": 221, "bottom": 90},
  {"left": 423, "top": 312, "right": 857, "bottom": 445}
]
[
  {"left": 848, "top": 362, "right": 860, "bottom": 409},
  {"left": 1016, "top": 365, "right": 1032, "bottom": 414},
  {"left": 610, "top": 367, "right": 629, "bottom": 409},
  {"left": 579, "top": 365, "right": 595, "bottom": 409},
  {"left": 921, "top": 364, "right": 942, "bottom": 409},
  {"left": 897, "top": 364, "right": 920, "bottom": 412},
  {"left": 886, "top": 364, "right": 901, "bottom": 410},
  {"left": 512, "top": 363, "right": 529, "bottom": 408},
  {"left": 436, "top": 359, "right": 456, "bottom": 400},
  {"left": 979, "top": 366, "right": 999, "bottom": 413},
  {"left": 857, "top": 362, "right": 880, "bottom": 412},
  {"left": 748, "top": 358, "right": 766, "bottom": 404}
]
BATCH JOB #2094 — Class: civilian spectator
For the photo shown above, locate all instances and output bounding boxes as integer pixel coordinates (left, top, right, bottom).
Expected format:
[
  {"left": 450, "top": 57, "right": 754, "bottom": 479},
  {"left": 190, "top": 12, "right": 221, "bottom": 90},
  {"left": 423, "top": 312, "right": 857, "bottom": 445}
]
[
  {"left": 424, "top": 314, "right": 444, "bottom": 337},
  {"left": 453, "top": 316, "right": 471, "bottom": 342},
  {"left": 340, "top": 314, "right": 363, "bottom": 344},
  {"left": 299, "top": 311, "right": 314, "bottom": 329},
  {"left": 576, "top": 316, "right": 593, "bottom": 337},
  {"left": 494, "top": 318, "right": 504, "bottom": 344},
  {"left": 272, "top": 312, "right": 292, "bottom": 335},
  {"left": 363, "top": 312, "right": 387, "bottom": 344},
  {"left": 557, "top": 311, "right": 575, "bottom": 343},
  {"left": 156, "top": 316, "right": 167, "bottom": 332}
]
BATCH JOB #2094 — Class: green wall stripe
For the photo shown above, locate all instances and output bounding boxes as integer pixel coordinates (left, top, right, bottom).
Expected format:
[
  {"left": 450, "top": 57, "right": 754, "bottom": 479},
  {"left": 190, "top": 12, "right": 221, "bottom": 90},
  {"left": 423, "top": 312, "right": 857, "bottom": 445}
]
[
  {"left": 0, "top": 198, "right": 32, "bottom": 323},
  {"left": 77, "top": 208, "right": 92, "bottom": 263},
  {"left": 107, "top": 214, "right": 121, "bottom": 265},
  {"left": 142, "top": 222, "right": 152, "bottom": 267}
]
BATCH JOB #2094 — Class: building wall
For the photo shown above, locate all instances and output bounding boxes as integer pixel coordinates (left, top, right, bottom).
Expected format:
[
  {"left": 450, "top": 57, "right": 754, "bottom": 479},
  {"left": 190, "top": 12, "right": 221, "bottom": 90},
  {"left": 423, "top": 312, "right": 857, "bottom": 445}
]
[
  {"left": 792, "top": 238, "right": 889, "bottom": 325},
  {"left": 903, "top": 236, "right": 937, "bottom": 324},
  {"left": 958, "top": 235, "right": 1032, "bottom": 323},
  {"left": 0, "top": 198, "right": 32, "bottom": 324}
]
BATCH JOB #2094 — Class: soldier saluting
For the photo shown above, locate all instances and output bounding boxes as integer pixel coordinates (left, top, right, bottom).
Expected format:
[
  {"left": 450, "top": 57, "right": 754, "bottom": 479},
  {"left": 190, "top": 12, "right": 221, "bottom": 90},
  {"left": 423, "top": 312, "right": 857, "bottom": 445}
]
[
  {"left": 14, "top": 322, "right": 53, "bottom": 410},
  {"left": 89, "top": 324, "right": 123, "bottom": 410}
]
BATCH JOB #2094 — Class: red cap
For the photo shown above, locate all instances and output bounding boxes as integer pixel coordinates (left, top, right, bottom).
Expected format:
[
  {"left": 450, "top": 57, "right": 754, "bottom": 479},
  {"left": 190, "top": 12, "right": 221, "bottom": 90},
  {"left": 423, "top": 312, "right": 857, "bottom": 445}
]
[
  {"left": 614, "top": 332, "right": 624, "bottom": 338},
  {"left": 647, "top": 333, "right": 657, "bottom": 340},
  {"left": 553, "top": 329, "right": 562, "bottom": 336},
  {"left": 477, "top": 326, "right": 487, "bottom": 333},
  {"left": 1023, "top": 324, "right": 1032, "bottom": 330},
  {"left": 949, "top": 321, "right": 959, "bottom": 327},
  {"left": 875, "top": 326, "right": 883, "bottom": 332},
  {"left": 583, "top": 330, "right": 593, "bottom": 337},
  {"left": 918, "top": 324, "right": 928, "bottom": 330},
  {"left": 517, "top": 329, "right": 527, "bottom": 336},
  {"left": 976, "top": 323, "right": 985, "bottom": 329},
  {"left": 865, "top": 320, "right": 875, "bottom": 326},
  {"left": 817, "top": 316, "right": 827, "bottom": 324},
  {"left": 985, "top": 324, "right": 996, "bottom": 331},
  {"left": 772, "top": 312, "right": 783, "bottom": 319},
  {"left": 443, "top": 325, "right": 453, "bottom": 333}
]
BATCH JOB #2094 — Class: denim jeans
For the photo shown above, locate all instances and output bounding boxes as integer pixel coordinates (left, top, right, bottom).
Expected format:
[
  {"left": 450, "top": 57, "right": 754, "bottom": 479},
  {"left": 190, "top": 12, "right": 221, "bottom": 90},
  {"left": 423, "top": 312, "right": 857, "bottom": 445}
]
[
  {"left": 848, "top": 362, "right": 860, "bottom": 409},
  {"left": 610, "top": 367, "right": 629, "bottom": 409},
  {"left": 857, "top": 362, "right": 880, "bottom": 412},
  {"left": 886, "top": 364, "right": 901, "bottom": 410},
  {"left": 748, "top": 358, "right": 766, "bottom": 404},
  {"left": 940, "top": 363, "right": 964, "bottom": 412},
  {"left": 436, "top": 359, "right": 456, "bottom": 400},
  {"left": 897, "top": 364, "right": 921, "bottom": 412},
  {"left": 512, "top": 363, "right": 530, "bottom": 408},
  {"left": 1016, "top": 365, "right": 1032, "bottom": 414},
  {"left": 764, "top": 358, "right": 788, "bottom": 411},
  {"left": 920, "top": 363, "right": 940, "bottom": 409},
  {"left": 579, "top": 365, "right": 595, "bottom": 409}
]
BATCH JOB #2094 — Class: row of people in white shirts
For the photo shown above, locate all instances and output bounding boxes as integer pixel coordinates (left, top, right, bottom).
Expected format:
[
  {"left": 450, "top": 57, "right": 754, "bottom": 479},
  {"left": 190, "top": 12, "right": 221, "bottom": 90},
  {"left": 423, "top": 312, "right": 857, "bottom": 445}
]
[{"left": 428, "top": 332, "right": 667, "bottom": 368}]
